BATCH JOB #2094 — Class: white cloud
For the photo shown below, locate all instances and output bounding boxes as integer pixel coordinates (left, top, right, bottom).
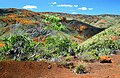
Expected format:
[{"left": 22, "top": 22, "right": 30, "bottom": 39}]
[
  {"left": 52, "top": 2, "right": 57, "bottom": 4},
  {"left": 88, "top": 8, "right": 93, "bottom": 10},
  {"left": 57, "top": 4, "right": 73, "bottom": 7},
  {"left": 70, "top": 10, "right": 75, "bottom": 11},
  {"left": 74, "top": 5, "right": 78, "bottom": 7},
  {"left": 22, "top": 5, "right": 37, "bottom": 9},
  {"left": 51, "top": 5, "right": 53, "bottom": 7},
  {"left": 78, "top": 7, "right": 87, "bottom": 10},
  {"left": 72, "top": 12, "right": 77, "bottom": 14},
  {"left": 78, "top": 7, "right": 93, "bottom": 11},
  {"left": 50, "top": 2, "right": 57, "bottom": 7},
  {"left": 50, "top": 2, "right": 57, "bottom": 5}
]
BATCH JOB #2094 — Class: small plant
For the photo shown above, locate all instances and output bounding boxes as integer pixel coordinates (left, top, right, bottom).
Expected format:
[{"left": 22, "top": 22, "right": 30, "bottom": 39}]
[
  {"left": 43, "top": 15, "right": 66, "bottom": 31},
  {"left": 80, "top": 52, "right": 97, "bottom": 62},
  {"left": 65, "top": 55, "right": 72, "bottom": 61},
  {"left": 61, "top": 61, "right": 74, "bottom": 70},
  {"left": 74, "top": 63, "right": 87, "bottom": 74}
]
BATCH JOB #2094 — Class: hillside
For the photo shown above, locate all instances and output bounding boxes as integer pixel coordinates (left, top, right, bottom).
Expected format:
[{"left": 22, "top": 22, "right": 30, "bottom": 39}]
[
  {"left": 0, "top": 8, "right": 120, "bottom": 78},
  {"left": 0, "top": 8, "right": 119, "bottom": 37},
  {"left": 0, "top": 8, "right": 120, "bottom": 58},
  {"left": 0, "top": 8, "right": 120, "bottom": 59},
  {"left": 39, "top": 12, "right": 120, "bottom": 28},
  {"left": 0, "top": 8, "right": 109, "bottom": 43}
]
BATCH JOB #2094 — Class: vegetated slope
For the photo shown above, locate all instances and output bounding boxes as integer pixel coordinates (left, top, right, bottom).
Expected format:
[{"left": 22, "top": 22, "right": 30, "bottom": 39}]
[
  {"left": 77, "top": 23, "right": 120, "bottom": 60},
  {"left": 1, "top": 8, "right": 120, "bottom": 78},
  {"left": 39, "top": 12, "right": 120, "bottom": 28},
  {"left": 0, "top": 8, "right": 108, "bottom": 43},
  {"left": 0, "top": 8, "right": 120, "bottom": 61}
]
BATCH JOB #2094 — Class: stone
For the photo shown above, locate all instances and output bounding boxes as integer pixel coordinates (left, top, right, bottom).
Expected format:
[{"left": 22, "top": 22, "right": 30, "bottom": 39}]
[
  {"left": 48, "top": 65, "right": 52, "bottom": 69},
  {"left": 100, "top": 55, "right": 112, "bottom": 63}
]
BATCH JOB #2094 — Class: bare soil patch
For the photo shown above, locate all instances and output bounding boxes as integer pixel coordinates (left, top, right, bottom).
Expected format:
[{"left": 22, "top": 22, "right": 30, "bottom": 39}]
[{"left": 0, "top": 54, "right": 120, "bottom": 78}]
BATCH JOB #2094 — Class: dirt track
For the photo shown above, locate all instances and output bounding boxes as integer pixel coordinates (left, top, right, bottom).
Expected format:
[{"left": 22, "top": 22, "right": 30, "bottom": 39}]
[{"left": 0, "top": 54, "right": 120, "bottom": 78}]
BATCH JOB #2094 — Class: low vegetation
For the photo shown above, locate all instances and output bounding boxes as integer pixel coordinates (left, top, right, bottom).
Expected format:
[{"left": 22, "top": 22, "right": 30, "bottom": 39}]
[
  {"left": 78, "top": 23, "right": 120, "bottom": 60},
  {"left": 0, "top": 8, "right": 120, "bottom": 64},
  {"left": 0, "top": 15, "right": 78, "bottom": 61},
  {"left": 0, "top": 33, "right": 38, "bottom": 60},
  {"left": 74, "top": 63, "right": 87, "bottom": 74}
]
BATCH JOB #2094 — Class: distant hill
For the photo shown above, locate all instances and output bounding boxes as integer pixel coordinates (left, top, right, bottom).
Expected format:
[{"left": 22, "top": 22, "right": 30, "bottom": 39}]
[{"left": 0, "top": 8, "right": 120, "bottom": 43}]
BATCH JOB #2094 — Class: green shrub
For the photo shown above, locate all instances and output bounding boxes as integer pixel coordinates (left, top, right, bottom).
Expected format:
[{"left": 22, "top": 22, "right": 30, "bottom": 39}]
[
  {"left": 37, "top": 35, "right": 79, "bottom": 60},
  {"left": 39, "top": 36, "right": 71, "bottom": 59},
  {"left": 65, "top": 55, "right": 72, "bottom": 61},
  {"left": 43, "top": 15, "right": 66, "bottom": 31},
  {"left": 74, "top": 63, "right": 87, "bottom": 74},
  {"left": 0, "top": 33, "right": 40, "bottom": 61},
  {"left": 80, "top": 52, "right": 97, "bottom": 62}
]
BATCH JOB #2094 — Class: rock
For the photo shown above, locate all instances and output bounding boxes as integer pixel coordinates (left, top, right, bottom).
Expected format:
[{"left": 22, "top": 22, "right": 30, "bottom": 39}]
[
  {"left": 100, "top": 55, "right": 112, "bottom": 63},
  {"left": 60, "top": 17, "right": 66, "bottom": 22},
  {"left": 0, "top": 67, "right": 3, "bottom": 70},
  {"left": 48, "top": 65, "right": 52, "bottom": 69},
  {"left": 111, "top": 50, "right": 120, "bottom": 55},
  {"left": 69, "top": 49, "right": 75, "bottom": 56}
]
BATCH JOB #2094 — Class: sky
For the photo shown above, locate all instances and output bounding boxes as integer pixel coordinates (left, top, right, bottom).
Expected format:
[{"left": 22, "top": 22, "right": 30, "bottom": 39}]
[{"left": 0, "top": 0, "right": 120, "bottom": 15}]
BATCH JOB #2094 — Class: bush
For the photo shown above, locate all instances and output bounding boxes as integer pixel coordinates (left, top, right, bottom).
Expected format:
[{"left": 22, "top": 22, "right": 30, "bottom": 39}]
[
  {"left": 39, "top": 36, "right": 71, "bottom": 59},
  {"left": 37, "top": 35, "right": 79, "bottom": 61},
  {"left": 80, "top": 52, "right": 97, "bottom": 62},
  {"left": 43, "top": 15, "right": 66, "bottom": 31},
  {"left": 0, "top": 33, "right": 40, "bottom": 61},
  {"left": 74, "top": 63, "right": 87, "bottom": 74}
]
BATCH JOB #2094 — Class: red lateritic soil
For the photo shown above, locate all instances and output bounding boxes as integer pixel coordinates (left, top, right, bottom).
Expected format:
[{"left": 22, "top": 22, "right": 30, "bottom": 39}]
[
  {"left": 0, "top": 40, "right": 5, "bottom": 47},
  {"left": 0, "top": 44, "right": 5, "bottom": 47},
  {"left": 0, "top": 54, "right": 120, "bottom": 78}
]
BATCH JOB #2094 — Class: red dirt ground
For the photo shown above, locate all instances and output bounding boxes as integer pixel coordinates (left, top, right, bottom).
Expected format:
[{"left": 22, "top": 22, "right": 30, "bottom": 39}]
[{"left": 0, "top": 54, "right": 120, "bottom": 78}]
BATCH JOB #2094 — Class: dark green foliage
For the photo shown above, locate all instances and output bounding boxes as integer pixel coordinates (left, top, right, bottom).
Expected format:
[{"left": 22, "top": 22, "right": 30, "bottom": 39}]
[
  {"left": 0, "top": 33, "right": 38, "bottom": 60},
  {"left": 43, "top": 15, "right": 66, "bottom": 31},
  {"left": 0, "top": 33, "right": 78, "bottom": 61},
  {"left": 39, "top": 36, "right": 77, "bottom": 59}
]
